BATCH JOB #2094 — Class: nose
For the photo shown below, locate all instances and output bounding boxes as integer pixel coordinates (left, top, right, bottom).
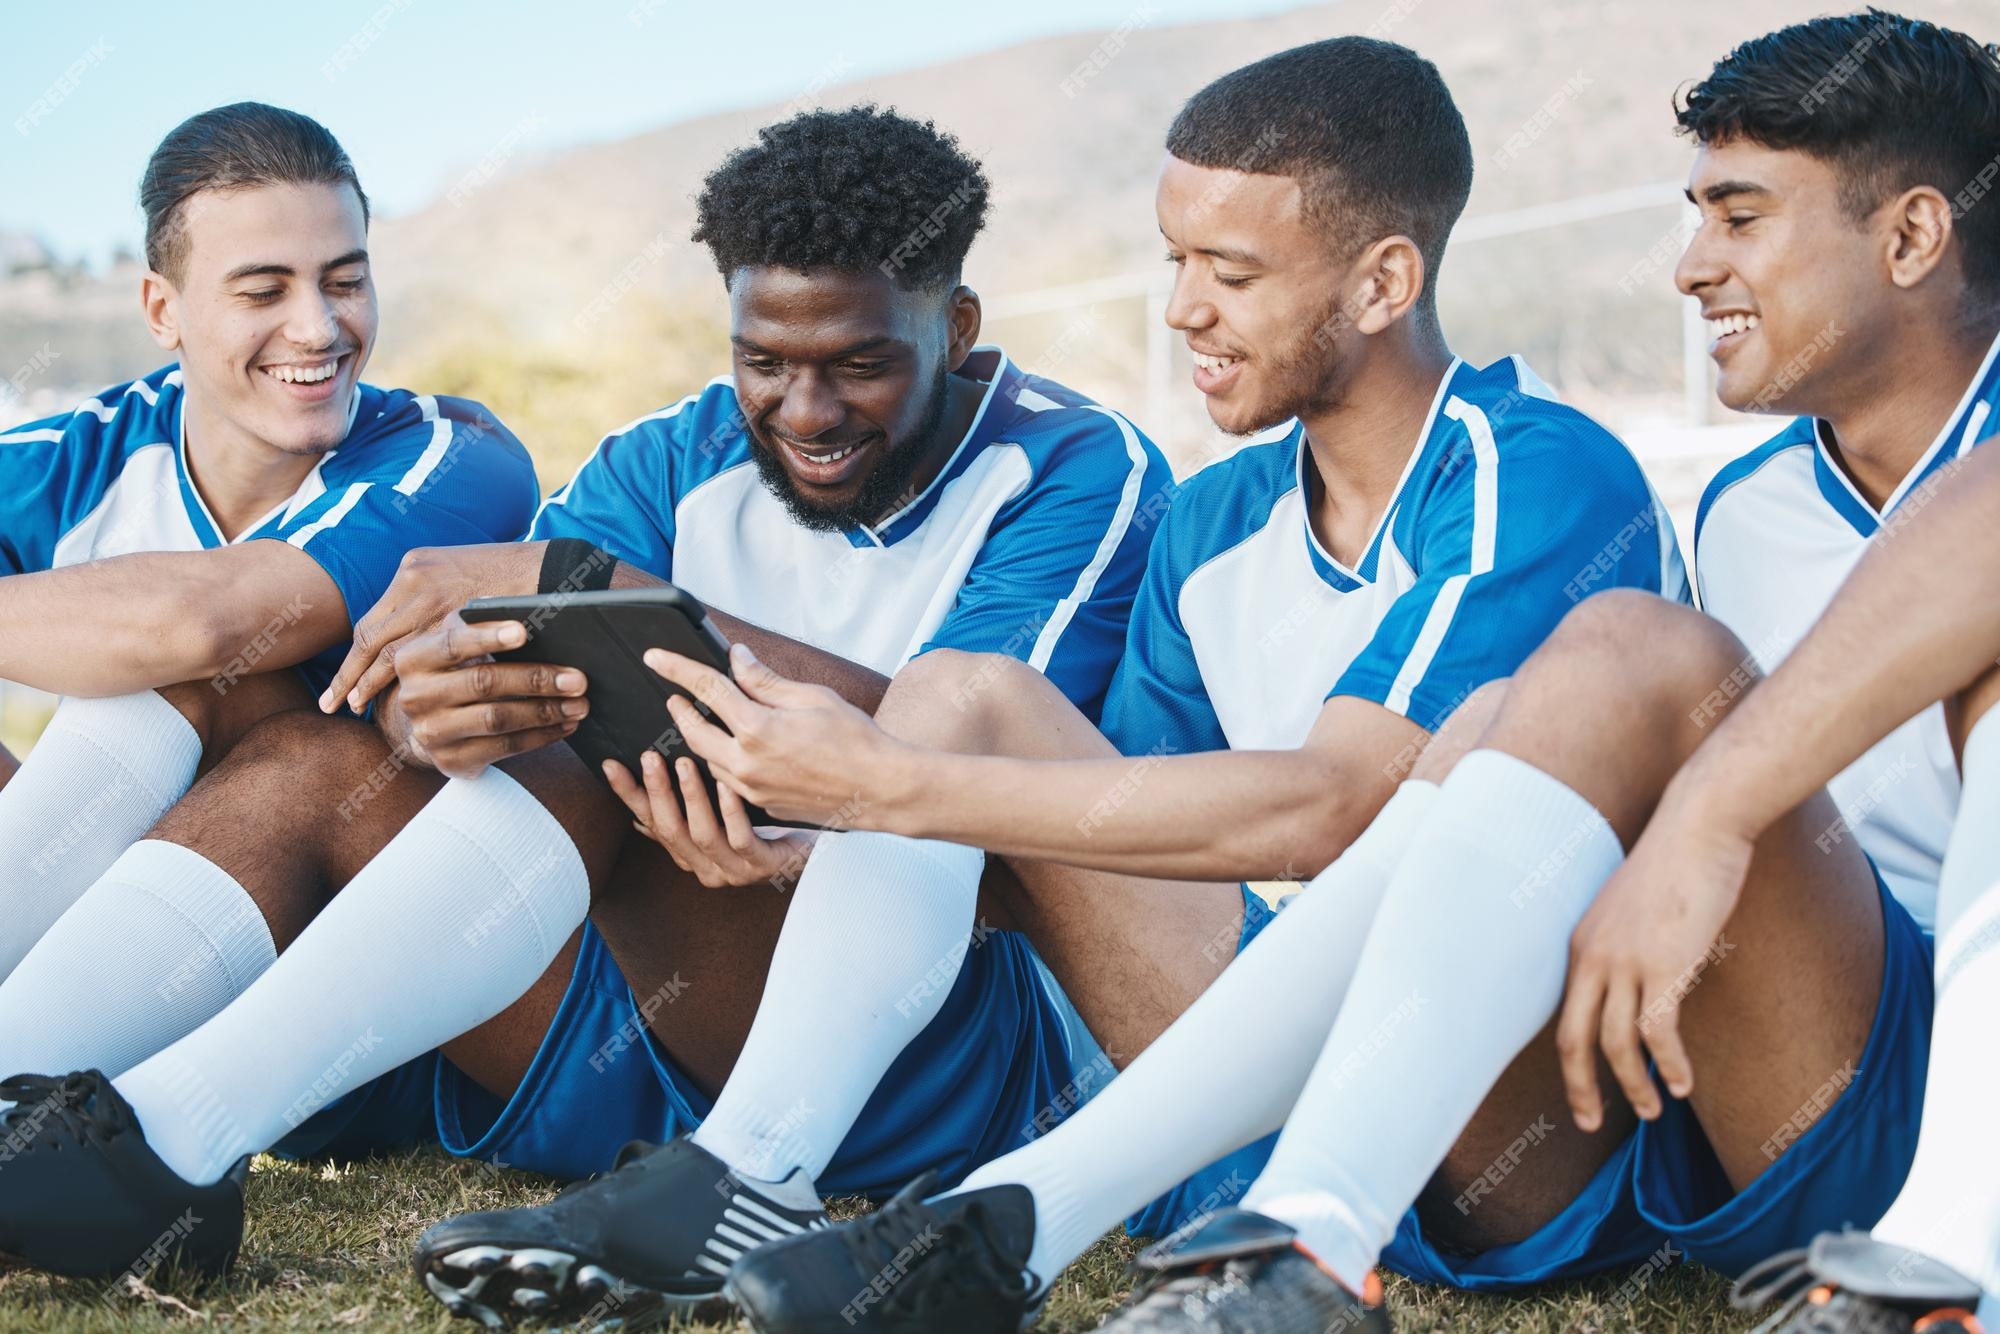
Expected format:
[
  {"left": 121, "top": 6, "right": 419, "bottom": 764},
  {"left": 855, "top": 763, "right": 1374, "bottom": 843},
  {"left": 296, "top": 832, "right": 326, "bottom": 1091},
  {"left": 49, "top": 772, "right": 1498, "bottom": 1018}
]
[
  {"left": 1674, "top": 217, "right": 1728, "bottom": 301},
  {"left": 283, "top": 288, "right": 342, "bottom": 353},
  {"left": 1163, "top": 263, "right": 1215, "bottom": 335},
  {"left": 773, "top": 367, "right": 844, "bottom": 442}
]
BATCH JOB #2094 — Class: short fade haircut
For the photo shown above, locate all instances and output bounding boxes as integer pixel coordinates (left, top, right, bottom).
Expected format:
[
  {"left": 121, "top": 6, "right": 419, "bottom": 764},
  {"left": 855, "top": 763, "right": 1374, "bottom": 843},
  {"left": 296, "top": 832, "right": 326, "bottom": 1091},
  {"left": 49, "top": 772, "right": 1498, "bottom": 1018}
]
[
  {"left": 1676, "top": 9, "right": 2000, "bottom": 293},
  {"left": 1166, "top": 37, "right": 1475, "bottom": 310},
  {"left": 141, "top": 102, "right": 369, "bottom": 284},
  {"left": 692, "top": 105, "right": 990, "bottom": 292}
]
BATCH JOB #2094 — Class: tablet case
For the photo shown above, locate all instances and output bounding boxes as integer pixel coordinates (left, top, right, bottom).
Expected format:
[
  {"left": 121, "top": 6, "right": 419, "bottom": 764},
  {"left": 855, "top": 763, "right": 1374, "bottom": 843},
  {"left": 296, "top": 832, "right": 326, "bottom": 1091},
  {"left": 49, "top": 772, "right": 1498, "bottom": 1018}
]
[{"left": 462, "top": 588, "right": 808, "bottom": 829}]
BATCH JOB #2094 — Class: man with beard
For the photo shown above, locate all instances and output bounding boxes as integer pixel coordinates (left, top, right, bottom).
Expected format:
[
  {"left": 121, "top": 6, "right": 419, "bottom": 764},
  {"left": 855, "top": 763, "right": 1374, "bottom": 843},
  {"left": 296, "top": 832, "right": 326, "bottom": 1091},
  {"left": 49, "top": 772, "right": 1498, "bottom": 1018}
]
[
  {"left": 0, "top": 106, "right": 1169, "bottom": 1305},
  {"left": 428, "top": 36, "right": 1688, "bottom": 1332}
]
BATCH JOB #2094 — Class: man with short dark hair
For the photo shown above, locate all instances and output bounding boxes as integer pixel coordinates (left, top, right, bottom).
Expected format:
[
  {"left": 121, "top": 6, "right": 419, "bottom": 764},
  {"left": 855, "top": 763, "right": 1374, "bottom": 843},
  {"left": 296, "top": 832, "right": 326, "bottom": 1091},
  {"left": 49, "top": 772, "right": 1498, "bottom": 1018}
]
[
  {"left": 0, "top": 99, "right": 535, "bottom": 1100},
  {"left": 0, "top": 106, "right": 1172, "bottom": 1307}
]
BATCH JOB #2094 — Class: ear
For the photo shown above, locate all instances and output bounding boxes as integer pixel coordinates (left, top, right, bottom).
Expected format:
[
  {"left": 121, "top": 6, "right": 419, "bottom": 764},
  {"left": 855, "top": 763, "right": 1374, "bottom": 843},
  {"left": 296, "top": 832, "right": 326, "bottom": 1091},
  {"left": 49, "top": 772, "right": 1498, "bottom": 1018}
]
[
  {"left": 142, "top": 270, "right": 182, "bottom": 353},
  {"left": 944, "top": 285, "right": 983, "bottom": 370},
  {"left": 1883, "top": 185, "right": 1955, "bottom": 291},
  {"left": 1348, "top": 235, "right": 1428, "bottom": 336}
]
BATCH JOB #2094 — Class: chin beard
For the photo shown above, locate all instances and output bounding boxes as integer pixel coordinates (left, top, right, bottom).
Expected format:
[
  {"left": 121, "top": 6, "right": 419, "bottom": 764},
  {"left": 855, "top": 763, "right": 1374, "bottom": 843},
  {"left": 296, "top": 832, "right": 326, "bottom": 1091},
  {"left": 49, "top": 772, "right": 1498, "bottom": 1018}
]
[{"left": 750, "top": 364, "right": 955, "bottom": 533}]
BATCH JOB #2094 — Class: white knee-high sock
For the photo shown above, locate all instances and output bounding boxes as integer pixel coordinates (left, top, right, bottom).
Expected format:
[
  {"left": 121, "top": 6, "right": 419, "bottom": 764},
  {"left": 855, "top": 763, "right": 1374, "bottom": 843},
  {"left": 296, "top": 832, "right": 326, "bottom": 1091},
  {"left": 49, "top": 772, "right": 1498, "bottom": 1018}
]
[
  {"left": 1875, "top": 711, "right": 2000, "bottom": 1307},
  {"left": 691, "top": 831, "right": 986, "bottom": 1184},
  {"left": 955, "top": 781, "right": 1439, "bottom": 1288},
  {"left": 115, "top": 770, "right": 588, "bottom": 1185},
  {"left": 0, "top": 692, "right": 202, "bottom": 978},
  {"left": 1244, "top": 752, "right": 1622, "bottom": 1290},
  {"left": 0, "top": 841, "right": 274, "bottom": 1083}
]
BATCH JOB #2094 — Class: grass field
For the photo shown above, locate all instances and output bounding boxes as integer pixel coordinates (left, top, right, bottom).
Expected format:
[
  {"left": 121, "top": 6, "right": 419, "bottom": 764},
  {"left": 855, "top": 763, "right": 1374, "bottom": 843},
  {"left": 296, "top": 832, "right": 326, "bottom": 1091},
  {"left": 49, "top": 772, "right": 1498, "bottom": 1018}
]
[{"left": 0, "top": 1149, "right": 1753, "bottom": 1332}]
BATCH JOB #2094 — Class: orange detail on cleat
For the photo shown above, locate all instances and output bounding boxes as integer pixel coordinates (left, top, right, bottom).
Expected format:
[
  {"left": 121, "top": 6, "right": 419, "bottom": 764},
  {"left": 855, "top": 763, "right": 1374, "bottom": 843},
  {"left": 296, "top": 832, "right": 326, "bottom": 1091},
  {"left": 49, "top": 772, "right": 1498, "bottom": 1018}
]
[
  {"left": 1914, "top": 1308, "right": 1981, "bottom": 1333},
  {"left": 1362, "top": 1271, "right": 1385, "bottom": 1307},
  {"left": 1809, "top": 1285, "right": 1836, "bottom": 1306}
]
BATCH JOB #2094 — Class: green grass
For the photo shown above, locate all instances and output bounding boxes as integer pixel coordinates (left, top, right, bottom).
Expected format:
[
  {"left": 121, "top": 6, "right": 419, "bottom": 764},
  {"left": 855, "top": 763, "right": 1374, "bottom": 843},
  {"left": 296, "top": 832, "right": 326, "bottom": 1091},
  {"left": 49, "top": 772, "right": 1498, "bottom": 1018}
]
[{"left": 0, "top": 1149, "right": 1751, "bottom": 1331}]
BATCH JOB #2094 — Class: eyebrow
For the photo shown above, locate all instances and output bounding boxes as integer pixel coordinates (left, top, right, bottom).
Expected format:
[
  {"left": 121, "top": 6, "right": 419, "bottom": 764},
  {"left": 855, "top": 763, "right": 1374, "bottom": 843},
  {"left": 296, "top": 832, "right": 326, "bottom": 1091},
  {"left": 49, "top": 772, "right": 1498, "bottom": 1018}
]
[
  {"left": 1158, "top": 227, "right": 1261, "bottom": 267},
  {"left": 730, "top": 334, "right": 903, "bottom": 358},
  {"left": 1686, "top": 180, "right": 1772, "bottom": 206},
  {"left": 222, "top": 249, "right": 370, "bottom": 283}
]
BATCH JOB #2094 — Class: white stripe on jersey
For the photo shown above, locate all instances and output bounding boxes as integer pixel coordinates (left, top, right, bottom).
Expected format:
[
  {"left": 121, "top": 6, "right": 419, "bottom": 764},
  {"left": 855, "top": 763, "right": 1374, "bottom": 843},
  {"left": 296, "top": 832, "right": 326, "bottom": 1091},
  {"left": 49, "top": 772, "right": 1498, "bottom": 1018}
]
[
  {"left": 285, "top": 482, "right": 372, "bottom": 548},
  {"left": 1958, "top": 401, "right": 1991, "bottom": 461},
  {"left": 394, "top": 395, "right": 455, "bottom": 497},
  {"left": 533, "top": 383, "right": 719, "bottom": 529},
  {"left": 1384, "top": 395, "right": 1499, "bottom": 716},
  {"left": 0, "top": 428, "right": 65, "bottom": 445},
  {"left": 1029, "top": 405, "right": 1149, "bottom": 671}
]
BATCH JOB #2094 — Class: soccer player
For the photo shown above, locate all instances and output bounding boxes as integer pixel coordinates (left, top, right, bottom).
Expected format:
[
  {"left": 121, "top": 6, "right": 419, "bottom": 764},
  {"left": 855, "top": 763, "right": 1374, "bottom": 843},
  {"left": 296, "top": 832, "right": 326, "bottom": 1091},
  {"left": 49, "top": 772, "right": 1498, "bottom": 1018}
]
[
  {"left": 705, "top": 13, "right": 1999, "bottom": 1332},
  {"left": 0, "top": 102, "right": 535, "bottom": 1066},
  {"left": 1624, "top": 428, "right": 2000, "bottom": 1332},
  {"left": 0, "top": 107, "right": 1171, "bottom": 1302},
  {"left": 443, "top": 36, "right": 1686, "bottom": 1330}
]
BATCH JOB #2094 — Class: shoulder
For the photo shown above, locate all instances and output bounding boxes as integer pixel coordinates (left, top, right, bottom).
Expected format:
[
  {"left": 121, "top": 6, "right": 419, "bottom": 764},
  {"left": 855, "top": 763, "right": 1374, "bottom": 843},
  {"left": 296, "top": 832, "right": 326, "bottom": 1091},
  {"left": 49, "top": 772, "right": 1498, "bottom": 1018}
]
[
  {"left": 2, "top": 365, "right": 184, "bottom": 459},
  {"left": 992, "top": 358, "right": 1166, "bottom": 483},
  {"left": 1422, "top": 356, "right": 1655, "bottom": 514},
  {"left": 1156, "top": 423, "right": 1302, "bottom": 569},
  {"left": 1695, "top": 419, "right": 1815, "bottom": 547},
  {"left": 605, "top": 376, "right": 751, "bottom": 490}
]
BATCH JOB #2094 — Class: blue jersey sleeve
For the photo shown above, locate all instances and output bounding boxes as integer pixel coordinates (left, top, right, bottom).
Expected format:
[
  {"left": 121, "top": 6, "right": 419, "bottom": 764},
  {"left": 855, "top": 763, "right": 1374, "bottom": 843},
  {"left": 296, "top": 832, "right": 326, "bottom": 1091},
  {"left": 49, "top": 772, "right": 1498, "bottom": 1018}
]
[
  {"left": 1094, "top": 490, "right": 1230, "bottom": 758},
  {"left": 0, "top": 401, "right": 132, "bottom": 577},
  {"left": 274, "top": 394, "right": 539, "bottom": 624},
  {"left": 917, "top": 408, "right": 1171, "bottom": 721},
  {"left": 1333, "top": 402, "right": 1673, "bottom": 732},
  {"left": 529, "top": 405, "right": 694, "bottom": 580}
]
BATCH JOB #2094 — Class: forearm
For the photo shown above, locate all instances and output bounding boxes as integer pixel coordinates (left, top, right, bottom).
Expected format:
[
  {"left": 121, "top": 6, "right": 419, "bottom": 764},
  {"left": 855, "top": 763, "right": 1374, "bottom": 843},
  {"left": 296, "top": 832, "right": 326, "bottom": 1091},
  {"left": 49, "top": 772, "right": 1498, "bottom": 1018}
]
[
  {"left": 1673, "top": 441, "right": 2000, "bottom": 836},
  {"left": 870, "top": 745, "right": 1364, "bottom": 880},
  {"left": 607, "top": 561, "right": 889, "bottom": 714},
  {"left": 0, "top": 547, "right": 343, "bottom": 696}
]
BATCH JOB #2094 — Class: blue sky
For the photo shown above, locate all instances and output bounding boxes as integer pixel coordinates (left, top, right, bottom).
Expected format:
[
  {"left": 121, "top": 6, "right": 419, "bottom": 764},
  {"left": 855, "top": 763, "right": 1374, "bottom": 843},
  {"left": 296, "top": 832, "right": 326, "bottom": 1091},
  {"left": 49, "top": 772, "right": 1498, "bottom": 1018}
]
[{"left": 2, "top": 1, "right": 1307, "bottom": 268}]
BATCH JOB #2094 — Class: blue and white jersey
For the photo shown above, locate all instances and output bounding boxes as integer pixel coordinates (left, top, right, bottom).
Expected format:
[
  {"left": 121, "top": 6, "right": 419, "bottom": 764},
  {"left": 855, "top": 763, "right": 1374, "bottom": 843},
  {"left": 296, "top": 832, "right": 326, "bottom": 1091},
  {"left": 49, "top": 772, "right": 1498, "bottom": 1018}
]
[
  {"left": 532, "top": 347, "right": 1170, "bottom": 719},
  {"left": 1694, "top": 330, "right": 2000, "bottom": 930},
  {"left": 1100, "top": 355, "right": 1687, "bottom": 758},
  {"left": 1, "top": 365, "right": 540, "bottom": 691}
]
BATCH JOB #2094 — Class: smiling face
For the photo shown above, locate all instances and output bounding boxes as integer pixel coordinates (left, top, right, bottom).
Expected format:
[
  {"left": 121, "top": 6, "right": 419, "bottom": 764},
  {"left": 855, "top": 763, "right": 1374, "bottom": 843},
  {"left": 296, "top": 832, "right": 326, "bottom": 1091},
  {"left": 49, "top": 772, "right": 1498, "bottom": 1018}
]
[
  {"left": 1155, "top": 155, "right": 1360, "bottom": 436},
  {"left": 147, "top": 180, "right": 376, "bottom": 458},
  {"left": 728, "top": 266, "right": 972, "bottom": 531},
  {"left": 1675, "top": 139, "right": 1892, "bottom": 417}
]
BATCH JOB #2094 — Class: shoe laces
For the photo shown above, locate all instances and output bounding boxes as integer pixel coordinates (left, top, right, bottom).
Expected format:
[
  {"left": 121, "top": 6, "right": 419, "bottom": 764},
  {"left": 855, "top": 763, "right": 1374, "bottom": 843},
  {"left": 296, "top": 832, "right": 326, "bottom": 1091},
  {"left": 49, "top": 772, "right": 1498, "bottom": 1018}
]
[
  {"left": 0, "top": 1071, "right": 130, "bottom": 1152},
  {"left": 1733, "top": 1250, "right": 1959, "bottom": 1334},
  {"left": 836, "top": 1175, "right": 1034, "bottom": 1320}
]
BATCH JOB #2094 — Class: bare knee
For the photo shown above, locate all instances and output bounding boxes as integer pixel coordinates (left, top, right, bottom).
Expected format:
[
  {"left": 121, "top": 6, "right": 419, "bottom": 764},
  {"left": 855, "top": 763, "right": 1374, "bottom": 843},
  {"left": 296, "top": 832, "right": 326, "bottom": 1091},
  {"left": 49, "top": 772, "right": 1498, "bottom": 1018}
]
[
  {"left": 878, "top": 648, "right": 1051, "bottom": 752},
  {"left": 1524, "top": 591, "right": 1759, "bottom": 743},
  {"left": 156, "top": 669, "right": 314, "bottom": 761}
]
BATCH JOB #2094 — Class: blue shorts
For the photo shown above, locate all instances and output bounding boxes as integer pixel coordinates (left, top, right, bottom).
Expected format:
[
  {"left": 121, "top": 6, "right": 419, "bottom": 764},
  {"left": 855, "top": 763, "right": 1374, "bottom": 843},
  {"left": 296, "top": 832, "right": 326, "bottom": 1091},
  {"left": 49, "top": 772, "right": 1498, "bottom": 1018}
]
[
  {"left": 1128, "top": 886, "right": 1666, "bottom": 1291},
  {"left": 1629, "top": 870, "right": 1933, "bottom": 1278},
  {"left": 1133, "top": 869, "right": 1934, "bottom": 1290},
  {"left": 427, "top": 919, "right": 1090, "bottom": 1195},
  {"left": 268, "top": 1052, "right": 443, "bottom": 1163}
]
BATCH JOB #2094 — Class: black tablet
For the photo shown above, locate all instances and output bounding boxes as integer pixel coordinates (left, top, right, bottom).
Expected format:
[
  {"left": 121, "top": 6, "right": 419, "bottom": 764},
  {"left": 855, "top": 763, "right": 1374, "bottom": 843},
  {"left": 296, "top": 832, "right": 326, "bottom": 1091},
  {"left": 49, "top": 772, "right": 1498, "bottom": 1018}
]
[{"left": 461, "top": 587, "right": 807, "bottom": 829}]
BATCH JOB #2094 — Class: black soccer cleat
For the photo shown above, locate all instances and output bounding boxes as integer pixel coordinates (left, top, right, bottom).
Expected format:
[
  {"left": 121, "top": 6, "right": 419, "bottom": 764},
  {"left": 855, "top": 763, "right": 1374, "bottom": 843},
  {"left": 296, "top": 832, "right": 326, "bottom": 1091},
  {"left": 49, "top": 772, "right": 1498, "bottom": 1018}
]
[
  {"left": 1732, "top": 1230, "right": 1985, "bottom": 1333},
  {"left": 1097, "top": 1207, "right": 1392, "bottom": 1332},
  {"left": 727, "top": 1172, "right": 1040, "bottom": 1333},
  {"left": 0, "top": 1069, "right": 247, "bottom": 1279},
  {"left": 416, "top": 1135, "right": 829, "bottom": 1329}
]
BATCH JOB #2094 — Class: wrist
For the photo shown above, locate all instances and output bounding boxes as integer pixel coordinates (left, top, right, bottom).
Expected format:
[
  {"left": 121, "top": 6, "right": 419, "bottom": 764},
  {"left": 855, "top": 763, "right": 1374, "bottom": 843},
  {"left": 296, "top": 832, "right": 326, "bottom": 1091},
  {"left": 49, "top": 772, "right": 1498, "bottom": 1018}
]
[
  {"left": 1653, "top": 761, "right": 1764, "bottom": 847},
  {"left": 870, "top": 740, "right": 937, "bottom": 839}
]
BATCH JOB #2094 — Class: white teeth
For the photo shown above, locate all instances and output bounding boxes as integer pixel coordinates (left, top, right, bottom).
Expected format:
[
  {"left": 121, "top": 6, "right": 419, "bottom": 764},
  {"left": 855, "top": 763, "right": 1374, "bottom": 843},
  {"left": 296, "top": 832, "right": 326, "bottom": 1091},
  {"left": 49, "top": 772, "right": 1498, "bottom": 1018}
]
[
  {"left": 1192, "top": 352, "right": 1240, "bottom": 374},
  {"left": 264, "top": 361, "right": 338, "bottom": 384},
  {"left": 1706, "top": 313, "right": 1760, "bottom": 341},
  {"left": 794, "top": 443, "right": 855, "bottom": 464}
]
